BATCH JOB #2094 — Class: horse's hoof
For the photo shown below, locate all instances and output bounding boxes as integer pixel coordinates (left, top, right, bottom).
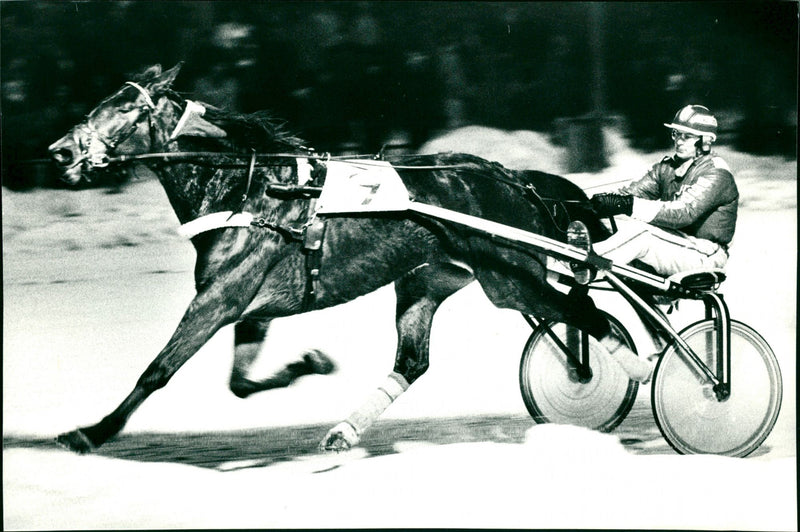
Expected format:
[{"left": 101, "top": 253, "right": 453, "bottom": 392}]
[
  {"left": 320, "top": 422, "right": 360, "bottom": 452},
  {"left": 56, "top": 429, "right": 96, "bottom": 454},
  {"left": 229, "top": 377, "right": 258, "bottom": 399},
  {"left": 303, "top": 349, "right": 336, "bottom": 375}
]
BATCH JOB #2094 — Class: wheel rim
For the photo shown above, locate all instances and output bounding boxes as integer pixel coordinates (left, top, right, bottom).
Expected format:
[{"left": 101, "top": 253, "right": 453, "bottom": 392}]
[
  {"left": 652, "top": 320, "right": 782, "bottom": 457},
  {"left": 519, "top": 316, "right": 638, "bottom": 432}
]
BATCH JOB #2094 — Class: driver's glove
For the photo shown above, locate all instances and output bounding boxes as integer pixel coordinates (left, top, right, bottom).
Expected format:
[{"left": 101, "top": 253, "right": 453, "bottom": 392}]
[{"left": 590, "top": 193, "right": 634, "bottom": 217}]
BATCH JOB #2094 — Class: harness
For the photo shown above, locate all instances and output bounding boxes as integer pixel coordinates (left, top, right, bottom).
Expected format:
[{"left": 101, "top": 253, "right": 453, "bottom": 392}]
[
  {"left": 250, "top": 157, "right": 328, "bottom": 312},
  {"left": 145, "top": 151, "right": 586, "bottom": 310}
]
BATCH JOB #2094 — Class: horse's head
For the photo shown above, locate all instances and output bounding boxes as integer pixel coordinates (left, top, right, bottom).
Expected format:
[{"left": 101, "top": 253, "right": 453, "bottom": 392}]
[{"left": 48, "top": 64, "right": 182, "bottom": 184}]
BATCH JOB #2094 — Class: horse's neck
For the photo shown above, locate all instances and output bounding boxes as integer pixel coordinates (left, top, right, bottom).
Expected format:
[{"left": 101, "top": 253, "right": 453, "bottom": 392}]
[
  {"left": 143, "top": 101, "right": 228, "bottom": 223},
  {"left": 156, "top": 163, "right": 215, "bottom": 224},
  {"left": 154, "top": 156, "right": 248, "bottom": 225},
  {"left": 146, "top": 100, "right": 303, "bottom": 225},
  {"left": 153, "top": 147, "right": 299, "bottom": 227},
  {"left": 141, "top": 102, "right": 196, "bottom": 223}
]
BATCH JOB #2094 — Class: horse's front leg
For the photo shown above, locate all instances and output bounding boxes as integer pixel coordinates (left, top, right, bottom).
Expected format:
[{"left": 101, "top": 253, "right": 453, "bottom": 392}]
[
  {"left": 321, "top": 263, "right": 473, "bottom": 451},
  {"left": 229, "top": 318, "right": 336, "bottom": 399},
  {"left": 56, "top": 278, "right": 256, "bottom": 453}
]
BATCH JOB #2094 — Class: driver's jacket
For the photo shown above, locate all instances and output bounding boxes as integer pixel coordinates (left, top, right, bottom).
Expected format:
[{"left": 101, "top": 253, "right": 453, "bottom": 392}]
[{"left": 619, "top": 152, "right": 738, "bottom": 247}]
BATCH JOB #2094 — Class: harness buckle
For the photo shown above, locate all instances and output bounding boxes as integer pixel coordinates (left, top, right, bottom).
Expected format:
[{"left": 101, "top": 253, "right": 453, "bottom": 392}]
[
  {"left": 304, "top": 217, "right": 327, "bottom": 250},
  {"left": 89, "top": 152, "right": 110, "bottom": 168}
]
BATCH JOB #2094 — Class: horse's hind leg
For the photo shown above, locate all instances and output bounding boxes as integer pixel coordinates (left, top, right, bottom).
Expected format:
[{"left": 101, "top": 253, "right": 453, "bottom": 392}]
[
  {"left": 229, "top": 319, "right": 336, "bottom": 399},
  {"left": 320, "top": 262, "right": 474, "bottom": 451},
  {"left": 476, "top": 255, "right": 652, "bottom": 382}
]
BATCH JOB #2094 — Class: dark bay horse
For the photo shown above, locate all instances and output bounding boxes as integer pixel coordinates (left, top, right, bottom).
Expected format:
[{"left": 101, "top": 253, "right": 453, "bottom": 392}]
[{"left": 48, "top": 64, "right": 611, "bottom": 453}]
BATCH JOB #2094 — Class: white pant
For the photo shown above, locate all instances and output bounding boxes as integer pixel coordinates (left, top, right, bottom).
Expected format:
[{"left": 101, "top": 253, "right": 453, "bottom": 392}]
[{"left": 594, "top": 218, "right": 728, "bottom": 276}]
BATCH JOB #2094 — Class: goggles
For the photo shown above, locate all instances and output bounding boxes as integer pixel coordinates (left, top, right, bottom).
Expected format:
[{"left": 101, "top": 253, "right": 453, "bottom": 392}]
[{"left": 671, "top": 130, "right": 700, "bottom": 142}]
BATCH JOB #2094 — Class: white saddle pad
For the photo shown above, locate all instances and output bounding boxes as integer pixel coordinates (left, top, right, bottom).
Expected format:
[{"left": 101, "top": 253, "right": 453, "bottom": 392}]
[{"left": 315, "top": 160, "right": 410, "bottom": 214}]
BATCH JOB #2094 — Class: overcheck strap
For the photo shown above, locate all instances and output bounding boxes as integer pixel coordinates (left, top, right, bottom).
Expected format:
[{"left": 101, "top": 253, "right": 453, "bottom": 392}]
[{"left": 124, "top": 81, "right": 156, "bottom": 109}]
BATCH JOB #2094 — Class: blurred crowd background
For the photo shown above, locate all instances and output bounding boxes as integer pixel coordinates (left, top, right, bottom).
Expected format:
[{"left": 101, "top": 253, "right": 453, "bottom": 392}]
[{"left": 1, "top": 1, "right": 797, "bottom": 189}]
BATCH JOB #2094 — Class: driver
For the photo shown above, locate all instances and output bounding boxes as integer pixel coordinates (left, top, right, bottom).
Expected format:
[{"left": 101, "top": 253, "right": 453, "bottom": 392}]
[
  {"left": 567, "top": 105, "right": 738, "bottom": 384},
  {"left": 569, "top": 104, "right": 738, "bottom": 283}
]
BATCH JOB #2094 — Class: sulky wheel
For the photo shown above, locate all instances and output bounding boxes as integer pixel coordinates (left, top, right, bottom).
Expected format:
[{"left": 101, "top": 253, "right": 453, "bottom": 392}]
[
  {"left": 519, "top": 313, "right": 638, "bottom": 432},
  {"left": 652, "top": 319, "right": 782, "bottom": 457}
]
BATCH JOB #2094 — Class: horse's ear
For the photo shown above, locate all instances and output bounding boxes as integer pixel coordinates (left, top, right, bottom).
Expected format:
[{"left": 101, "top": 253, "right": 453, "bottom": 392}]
[
  {"left": 150, "top": 63, "right": 183, "bottom": 93},
  {"left": 141, "top": 64, "right": 163, "bottom": 80}
]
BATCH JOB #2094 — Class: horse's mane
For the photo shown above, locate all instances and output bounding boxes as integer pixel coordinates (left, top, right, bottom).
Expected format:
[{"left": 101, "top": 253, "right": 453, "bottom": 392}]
[
  {"left": 134, "top": 65, "right": 308, "bottom": 154},
  {"left": 198, "top": 104, "right": 308, "bottom": 153},
  {"left": 163, "top": 103, "right": 304, "bottom": 155}
]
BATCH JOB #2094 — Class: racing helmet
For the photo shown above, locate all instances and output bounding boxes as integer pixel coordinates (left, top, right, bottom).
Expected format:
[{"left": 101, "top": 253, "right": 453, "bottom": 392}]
[{"left": 664, "top": 104, "right": 718, "bottom": 142}]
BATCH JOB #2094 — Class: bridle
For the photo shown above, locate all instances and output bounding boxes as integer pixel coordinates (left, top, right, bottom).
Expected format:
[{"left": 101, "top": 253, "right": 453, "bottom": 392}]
[{"left": 74, "top": 81, "right": 157, "bottom": 170}]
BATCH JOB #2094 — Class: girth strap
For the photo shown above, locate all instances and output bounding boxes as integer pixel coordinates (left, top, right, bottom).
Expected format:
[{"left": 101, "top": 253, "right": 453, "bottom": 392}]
[
  {"left": 302, "top": 215, "right": 327, "bottom": 311},
  {"left": 300, "top": 159, "right": 328, "bottom": 310},
  {"left": 300, "top": 161, "right": 330, "bottom": 310}
]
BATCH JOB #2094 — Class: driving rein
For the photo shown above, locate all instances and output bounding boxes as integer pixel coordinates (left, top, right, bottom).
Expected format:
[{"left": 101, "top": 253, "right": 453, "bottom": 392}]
[{"left": 85, "top": 82, "right": 585, "bottom": 234}]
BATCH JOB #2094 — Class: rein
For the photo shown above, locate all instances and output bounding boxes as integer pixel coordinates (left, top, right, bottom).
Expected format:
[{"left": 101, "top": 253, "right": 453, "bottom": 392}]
[
  {"left": 80, "top": 83, "right": 591, "bottom": 236},
  {"left": 72, "top": 79, "right": 598, "bottom": 226},
  {"left": 104, "top": 146, "right": 590, "bottom": 234},
  {"left": 103, "top": 150, "right": 471, "bottom": 170},
  {"left": 104, "top": 149, "right": 583, "bottom": 197}
]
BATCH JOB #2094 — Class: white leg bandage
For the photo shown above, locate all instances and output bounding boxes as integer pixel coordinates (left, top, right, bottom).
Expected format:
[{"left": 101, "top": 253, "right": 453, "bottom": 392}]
[{"left": 345, "top": 372, "right": 410, "bottom": 435}]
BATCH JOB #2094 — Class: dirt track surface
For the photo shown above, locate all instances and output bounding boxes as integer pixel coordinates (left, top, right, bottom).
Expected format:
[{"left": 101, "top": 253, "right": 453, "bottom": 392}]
[{"left": 0, "top": 406, "right": 696, "bottom": 471}]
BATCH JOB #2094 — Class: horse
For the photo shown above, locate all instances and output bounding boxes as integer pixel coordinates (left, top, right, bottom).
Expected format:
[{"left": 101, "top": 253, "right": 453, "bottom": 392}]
[{"left": 48, "top": 63, "right": 612, "bottom": 454}]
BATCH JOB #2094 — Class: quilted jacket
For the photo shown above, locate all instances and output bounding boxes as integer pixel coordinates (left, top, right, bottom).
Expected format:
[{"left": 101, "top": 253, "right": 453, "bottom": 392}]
[{"left": 619, "top": 152, "right": 739, "bottom": 246}]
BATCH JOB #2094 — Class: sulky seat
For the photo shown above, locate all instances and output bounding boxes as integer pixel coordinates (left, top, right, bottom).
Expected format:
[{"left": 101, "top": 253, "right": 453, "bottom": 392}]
[{"left": 668, "top": 268, "right": 726, "bottom": 291}]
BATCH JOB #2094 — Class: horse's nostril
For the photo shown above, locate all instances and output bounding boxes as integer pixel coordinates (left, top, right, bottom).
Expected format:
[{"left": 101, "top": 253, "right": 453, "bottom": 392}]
[{"left": 51, "top": 148, "right": 74, "bottom": 166}]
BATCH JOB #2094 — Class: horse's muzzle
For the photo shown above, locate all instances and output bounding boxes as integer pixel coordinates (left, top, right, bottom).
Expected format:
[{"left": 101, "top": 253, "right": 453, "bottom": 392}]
[
  {"left": 48, "top": 136, "right": 85, "bottom": 184},
  {"left": 48, "top": 135, "right": 78, "bottom": 165},
  {"left": 50, "top": 146, "right": 74, "bottom": 167}
]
